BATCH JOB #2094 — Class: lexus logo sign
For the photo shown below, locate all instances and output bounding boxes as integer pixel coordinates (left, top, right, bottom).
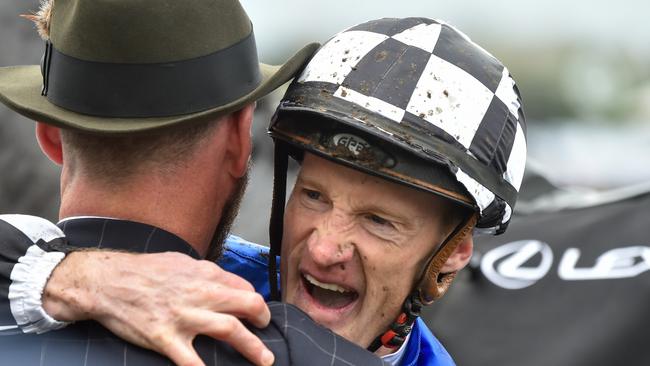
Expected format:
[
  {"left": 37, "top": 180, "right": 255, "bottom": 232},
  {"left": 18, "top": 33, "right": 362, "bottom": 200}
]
[
  {"left": 480, "top": 240, "right": 650, "bottom": 289},
  {"left": 481, "top": 240, "right": 553, "bottom": 289}
]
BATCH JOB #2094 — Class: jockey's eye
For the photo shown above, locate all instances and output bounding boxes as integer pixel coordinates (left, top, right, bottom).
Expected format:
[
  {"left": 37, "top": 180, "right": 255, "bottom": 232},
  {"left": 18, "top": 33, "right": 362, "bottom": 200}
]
[{"left": 304, "top": 189, "right": 322, "bottom": 201}]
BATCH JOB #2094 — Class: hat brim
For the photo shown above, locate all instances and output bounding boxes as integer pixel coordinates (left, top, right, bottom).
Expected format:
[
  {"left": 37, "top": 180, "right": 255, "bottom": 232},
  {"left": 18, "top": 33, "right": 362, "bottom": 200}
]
[{"left": 0, "top": 43, "right": 319, "bottom": 134}]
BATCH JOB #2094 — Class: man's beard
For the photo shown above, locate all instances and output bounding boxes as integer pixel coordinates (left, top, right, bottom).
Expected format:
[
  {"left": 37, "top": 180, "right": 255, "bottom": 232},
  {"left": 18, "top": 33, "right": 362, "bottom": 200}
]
[{"left": 205, "top": 169, "right": 249, "bottom": 261}]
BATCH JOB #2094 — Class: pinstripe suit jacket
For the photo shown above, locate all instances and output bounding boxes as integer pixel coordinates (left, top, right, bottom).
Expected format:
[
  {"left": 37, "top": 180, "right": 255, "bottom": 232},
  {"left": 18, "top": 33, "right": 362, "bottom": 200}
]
[{"left": 0, "top": 217, "right": 386, "bottom": 366}]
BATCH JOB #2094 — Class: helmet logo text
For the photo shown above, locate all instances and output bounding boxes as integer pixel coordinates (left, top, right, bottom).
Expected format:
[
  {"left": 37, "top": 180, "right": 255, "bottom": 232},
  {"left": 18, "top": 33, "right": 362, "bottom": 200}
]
[{"left": 332, "top": 134, "right": 370, "bottom": 156}]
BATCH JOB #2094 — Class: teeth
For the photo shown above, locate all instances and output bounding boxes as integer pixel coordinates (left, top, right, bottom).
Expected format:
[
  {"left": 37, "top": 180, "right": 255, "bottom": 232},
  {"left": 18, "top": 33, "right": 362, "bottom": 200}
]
[{"left": 304, "top": 274, "right": 350, "bottom": 293}]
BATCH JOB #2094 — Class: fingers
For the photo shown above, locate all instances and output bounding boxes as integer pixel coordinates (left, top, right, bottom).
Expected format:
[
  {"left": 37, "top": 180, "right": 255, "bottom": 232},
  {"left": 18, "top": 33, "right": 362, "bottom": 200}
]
[
  {"left": 162, "top": 339, "right": 206, "bottom": 366},
  {"left": 202, "top": 287, "right": 270, "bottom": 328},
  {"left": 48, "top": 251, "right": 275, "bottom": 365},
  {"left": 188, "top": 310, "right": 275, "bottom": 366}
]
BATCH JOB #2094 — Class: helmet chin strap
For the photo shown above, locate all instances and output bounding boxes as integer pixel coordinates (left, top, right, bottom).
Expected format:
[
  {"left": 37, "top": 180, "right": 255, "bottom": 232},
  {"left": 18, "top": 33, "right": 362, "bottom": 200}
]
[
  {"left": 367, "top": 290, "right": 423, "bottom": 353},
  {"left": 367, "top": 214, "right": 477, "bottom": 353},
  {"left": 268, "top": 142, "right": 289, "bottom": 301}
]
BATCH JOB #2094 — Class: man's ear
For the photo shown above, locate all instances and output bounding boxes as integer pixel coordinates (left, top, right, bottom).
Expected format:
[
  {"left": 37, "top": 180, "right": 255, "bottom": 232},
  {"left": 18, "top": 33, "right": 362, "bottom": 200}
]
[
  {"left": 440, "top": 234, "right": 473, "bottom": 273},
  {"left": 35, "top": 123, "right": 63, "bottom": 165},
  {"left": 224, "top": 103, "right": 254, "bottom": 178}
]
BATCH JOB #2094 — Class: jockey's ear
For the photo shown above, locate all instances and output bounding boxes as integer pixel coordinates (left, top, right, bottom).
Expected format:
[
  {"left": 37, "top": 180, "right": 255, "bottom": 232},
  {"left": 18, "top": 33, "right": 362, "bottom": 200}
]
[{"left": 440, "top": 234, "right": 473, "bottom": 273}]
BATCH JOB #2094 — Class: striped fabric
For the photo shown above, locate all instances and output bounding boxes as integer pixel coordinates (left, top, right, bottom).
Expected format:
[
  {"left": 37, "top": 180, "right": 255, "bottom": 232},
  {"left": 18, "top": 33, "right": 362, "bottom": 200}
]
[{"left": 296, "top": 18, "right": 526, "bottom": 234}]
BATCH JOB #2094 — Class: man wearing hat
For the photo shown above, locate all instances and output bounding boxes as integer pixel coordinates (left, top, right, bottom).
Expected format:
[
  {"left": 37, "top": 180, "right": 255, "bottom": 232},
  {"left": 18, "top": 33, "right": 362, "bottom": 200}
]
[
  {"left": 1, "top": 11, "right": 528, "bottom": 366},
  {"left": 0, "top": 0, "right": 386, "bottom": 365}
]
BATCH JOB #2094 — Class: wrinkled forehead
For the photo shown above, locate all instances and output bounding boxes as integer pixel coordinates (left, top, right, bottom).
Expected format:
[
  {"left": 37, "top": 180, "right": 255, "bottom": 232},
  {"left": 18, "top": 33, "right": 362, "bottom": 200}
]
[{"left": 296, "top": 153, "right": 450, "bottom": 216}]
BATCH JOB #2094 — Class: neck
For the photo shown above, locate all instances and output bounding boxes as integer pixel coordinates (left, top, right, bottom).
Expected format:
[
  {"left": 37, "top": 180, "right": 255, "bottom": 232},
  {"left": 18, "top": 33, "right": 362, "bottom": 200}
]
[{"left": 59, "top": 167, "right": 230, "bottom": 257}]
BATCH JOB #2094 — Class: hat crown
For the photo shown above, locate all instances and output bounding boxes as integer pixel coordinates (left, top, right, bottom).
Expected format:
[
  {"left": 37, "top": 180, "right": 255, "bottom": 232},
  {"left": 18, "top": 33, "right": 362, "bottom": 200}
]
[{"left": 49, "top": 0, "right": 252, "bottom": 63}]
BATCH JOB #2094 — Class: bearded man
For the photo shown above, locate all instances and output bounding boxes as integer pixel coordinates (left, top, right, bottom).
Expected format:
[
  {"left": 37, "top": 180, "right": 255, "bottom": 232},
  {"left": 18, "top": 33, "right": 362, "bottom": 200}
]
[
  {"left": 1, "top": 16, "right": 526, "bottom": 366},
  {"left": 0, "top": 0, "right": 386, "bottom": 365}
]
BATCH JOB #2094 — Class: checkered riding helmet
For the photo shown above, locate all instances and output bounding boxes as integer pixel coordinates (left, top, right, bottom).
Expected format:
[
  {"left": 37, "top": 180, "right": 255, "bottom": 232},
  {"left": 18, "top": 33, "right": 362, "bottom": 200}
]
[
  {"left": 267, "top": 17, "right": 526, "bottom": 351},
  {"left": 267, "top": 16, "right": 526, "bottom": 322}
]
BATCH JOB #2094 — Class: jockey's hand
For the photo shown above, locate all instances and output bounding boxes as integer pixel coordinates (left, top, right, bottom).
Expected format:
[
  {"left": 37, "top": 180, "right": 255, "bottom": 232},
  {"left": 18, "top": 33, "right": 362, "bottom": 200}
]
[{"left": 43, "top": 251, "right": 274, "bottom": 366}]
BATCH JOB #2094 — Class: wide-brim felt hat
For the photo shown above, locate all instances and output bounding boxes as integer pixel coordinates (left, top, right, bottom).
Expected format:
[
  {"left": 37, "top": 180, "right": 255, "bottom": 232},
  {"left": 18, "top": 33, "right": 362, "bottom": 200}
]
[{"left": 0, "top": 0, "right": 319, "bottom": 134}]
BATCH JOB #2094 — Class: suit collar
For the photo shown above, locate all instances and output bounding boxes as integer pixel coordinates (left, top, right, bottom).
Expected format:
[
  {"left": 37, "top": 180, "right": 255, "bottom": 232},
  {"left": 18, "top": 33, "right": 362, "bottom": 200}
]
[{"left": 57, "top": 217, "right": 200, "bottom": 259}]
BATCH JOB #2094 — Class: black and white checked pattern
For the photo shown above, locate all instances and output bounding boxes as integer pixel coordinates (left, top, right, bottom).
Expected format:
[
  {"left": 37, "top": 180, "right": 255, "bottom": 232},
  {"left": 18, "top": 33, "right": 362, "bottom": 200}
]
[
  {"left": 0, "top": 217, "right": 387, "bottom": 365},
  {"left": 297, "top": 18, "right": 526, "bottom": 233}
]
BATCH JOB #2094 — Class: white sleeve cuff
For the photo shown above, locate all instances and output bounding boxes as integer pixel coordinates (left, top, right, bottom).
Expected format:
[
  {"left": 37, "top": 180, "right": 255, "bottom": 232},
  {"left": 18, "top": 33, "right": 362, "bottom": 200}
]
[{"left": 8, "top": 245, "right": 71, "bottom": 334}]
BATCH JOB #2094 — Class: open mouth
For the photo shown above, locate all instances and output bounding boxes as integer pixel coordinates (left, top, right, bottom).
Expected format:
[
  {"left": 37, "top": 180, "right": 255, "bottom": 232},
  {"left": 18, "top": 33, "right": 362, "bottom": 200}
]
[{"left": 302, "top": 273, "right": 359, "bottom": 309}]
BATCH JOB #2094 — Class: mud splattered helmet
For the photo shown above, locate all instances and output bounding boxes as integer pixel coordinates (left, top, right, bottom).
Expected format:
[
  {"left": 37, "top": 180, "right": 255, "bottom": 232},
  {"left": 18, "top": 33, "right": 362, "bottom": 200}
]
[{"left": 268, "top": 17, "right": 526, "bottom": 350}]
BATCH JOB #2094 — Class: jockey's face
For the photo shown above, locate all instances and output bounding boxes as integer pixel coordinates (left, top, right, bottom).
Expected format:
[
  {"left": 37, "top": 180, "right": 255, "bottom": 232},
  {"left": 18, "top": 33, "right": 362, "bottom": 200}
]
[{"left": 281, "top": 153, "right": 453, "bottom": 350}]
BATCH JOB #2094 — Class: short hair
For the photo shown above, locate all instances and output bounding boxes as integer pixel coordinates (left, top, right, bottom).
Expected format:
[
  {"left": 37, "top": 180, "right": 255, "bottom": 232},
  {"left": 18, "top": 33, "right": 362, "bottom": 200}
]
[{"left": 60, "top": 118, "right": 221, "bottom": 184}]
